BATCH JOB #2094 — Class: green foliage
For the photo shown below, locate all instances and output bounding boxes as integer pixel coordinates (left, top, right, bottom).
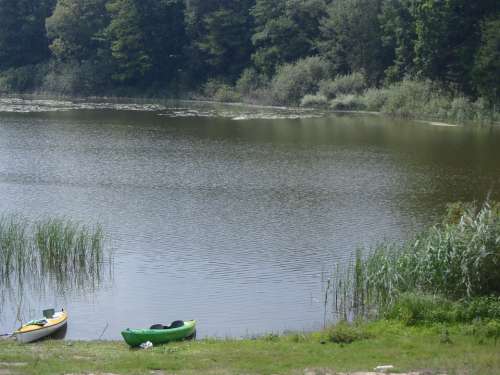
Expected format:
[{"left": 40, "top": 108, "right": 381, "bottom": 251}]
[
  {"left": 194, "top": 2, "right": 254, "bottom": 80},
  {"left": 379, "top": 0, "right": 415, "bottom": 83},
  {"left": 379, "top": 79, "right": 442, "bottom": 118},
  {"left": 412, "top": 0, "right": 498, "bottom": 93},
  {"left": 471, "top": 320, "right": 500, "bottom": 344},
  {"left": 0, "top": 0, "right": 498, "bottom": 106},
  {"left": 473, "top": 15, "right": 500, "bottom": 103},
  {"left": 360, "top": 88, "right": 389, "bottom": 111},
  {"left": 300, "top": 94, "right": 328, "bottom": 108},
  {"left": 251, "top": 0, "right": 327, "bottom": 76},
  {"left": 325, "top": 321, "right": 370, "bottom": 344},
  {"left": 46, "top": 0, "right": 108, "bottom": 61},
  {"left": 329, "top": 95, "right": 365, "bottom": 111},
  {"left": 270, "top": 56, "right": 330, "bottom": 105},
  {"left": 318, "top": 0, "right": 389, "bottom": 84},
  {"left": 202, "top": 79, "right": 241, "bottom": 103},
  {"left": 40, "top": 60, "right": 112, "bottom": 95},
  {"left": 332, "top": 201, "right": 500, "bottom": 320},
  {"left": 0, "top": 0, "right": 56, "bottom": 70},
  {"left": 0, "top": 64, "right": 48, "bottom": 93},
  {"left": 0, "top": 215, "right": 107, "bottom": 296},
  {"left": 104, "top": 0, "right": 151, "bottom": 82},
  {"left": 236, "top": 68, "right": 268, "bottom": 97},
  {"left": 319, "top": 73, "right": 367, "bottom": 99}
]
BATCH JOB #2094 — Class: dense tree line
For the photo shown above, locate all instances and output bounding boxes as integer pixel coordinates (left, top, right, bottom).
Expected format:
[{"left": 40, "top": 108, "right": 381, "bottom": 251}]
[{"left": 0, "top": 0, "right": 498, "bottom": 104}]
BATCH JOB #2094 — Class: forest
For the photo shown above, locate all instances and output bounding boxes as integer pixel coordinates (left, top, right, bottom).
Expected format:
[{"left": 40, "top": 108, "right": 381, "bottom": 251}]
[{"left": 0, "top": 0, "right": 498, "bottom": 122}]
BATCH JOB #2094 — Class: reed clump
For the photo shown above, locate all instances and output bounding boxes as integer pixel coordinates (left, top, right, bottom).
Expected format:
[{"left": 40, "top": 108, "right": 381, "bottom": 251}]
[
  {"left": 332, "top": 201, "right": 500, "bottom": 321},
  {"left": 0, "top": 215, "right": 107, "bottom": 296}
]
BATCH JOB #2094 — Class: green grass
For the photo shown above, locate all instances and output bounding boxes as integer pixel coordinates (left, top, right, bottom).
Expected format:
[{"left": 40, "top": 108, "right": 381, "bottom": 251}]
[{"left": 0, "top": 321, "right": 499, "bottom": 374}]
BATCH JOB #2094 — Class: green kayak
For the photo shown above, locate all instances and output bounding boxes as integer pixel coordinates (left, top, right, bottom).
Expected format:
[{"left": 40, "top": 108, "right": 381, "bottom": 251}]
[{"left": 121, "top": 320, "right": 196, "bottom": 347}]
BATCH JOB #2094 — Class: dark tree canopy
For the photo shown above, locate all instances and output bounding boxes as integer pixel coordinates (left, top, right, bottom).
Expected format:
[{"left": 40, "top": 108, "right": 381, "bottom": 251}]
[{"left": 0, "top": 0, "right": 497, "bottom": 103}]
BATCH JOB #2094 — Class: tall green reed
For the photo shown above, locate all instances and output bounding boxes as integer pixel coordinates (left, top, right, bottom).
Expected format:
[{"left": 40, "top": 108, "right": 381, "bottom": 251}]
[
  {"left": 330, "top": 201, "right": 500, "bottom": 320},
  {"left": 0, "top": 215, "right": 109, "bottom": 302}
]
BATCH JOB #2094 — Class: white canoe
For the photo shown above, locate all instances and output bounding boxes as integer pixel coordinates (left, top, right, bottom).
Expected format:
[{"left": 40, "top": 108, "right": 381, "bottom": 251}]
[{"left": 14, "top": 311, "right": 68, "bottom": 343}]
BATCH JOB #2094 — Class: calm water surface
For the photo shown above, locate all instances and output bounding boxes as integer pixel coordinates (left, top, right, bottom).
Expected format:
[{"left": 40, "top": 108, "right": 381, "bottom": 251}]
[{"left": 0, "top": 98, "right": 499, "bottom": 339}]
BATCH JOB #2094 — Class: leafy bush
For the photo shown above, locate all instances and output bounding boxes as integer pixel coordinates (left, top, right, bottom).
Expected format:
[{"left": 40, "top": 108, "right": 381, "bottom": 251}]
[
  {"left": 386, "top": 294, "right": 455, "bottom": 325},
  {"left": 0, "top": 64, "right": 47, "bottom": 93},
  {"left": 448, "top": 97, "right": 474, "bottom": 123},
  {"left": 360, "top": 88, "right": 389, "bottom": 111},
  {"left": 202, "top": 79, "right": 241, "bottom": 103},
  {"left": 319, "top": 72, "right": 367, "bottom": 99},
  {"left": 330, "top": 95, "right": 366, "bottom": 111},
  {"left": 236, "top": 68, "right": 267, "bottom": 97},
  {"left": 300, "top": 94, "right": 328, "bottom": 107},
  {"left": 270, "top": 56, "right": 331, "bottom": 106},
  {"left": 325, "top": 321, "right": 370, "bottom": 344},
  {"left": 214, "top": 85, "right": 241, "bottom": 103},
  {"left": 41, "top": 60, "right": 111, "bottom": 95},
  {"left": 469, "top": 319, "right": 500, "bottom": 344},
  {"left": 379, "top": 80, "right": 440, "bottom": 118},
  {"left": 386, "top": 294, "right": 500, "bottom": 325}
]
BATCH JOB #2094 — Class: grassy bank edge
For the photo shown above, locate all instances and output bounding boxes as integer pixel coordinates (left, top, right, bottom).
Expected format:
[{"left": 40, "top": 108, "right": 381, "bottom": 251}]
[{"left": 0, "top": 320, "right": 499, "bottom": 375}]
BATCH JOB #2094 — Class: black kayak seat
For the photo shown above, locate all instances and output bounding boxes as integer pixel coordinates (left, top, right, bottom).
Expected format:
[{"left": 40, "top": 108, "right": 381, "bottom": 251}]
[
  {"left": 43, "top": 309, "right": 55, "bottom": 319},
  {"left": 150, "top": 324, "right": 166, "bottom": 330},
  {"left": 149, "top": 320, "right": 184, "bottom": 330}
]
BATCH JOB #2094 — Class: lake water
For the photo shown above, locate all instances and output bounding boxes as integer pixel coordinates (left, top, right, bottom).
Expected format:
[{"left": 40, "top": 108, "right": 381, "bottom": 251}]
[{"left": 0, "top": 98, "right": 499, "bottom": 340}]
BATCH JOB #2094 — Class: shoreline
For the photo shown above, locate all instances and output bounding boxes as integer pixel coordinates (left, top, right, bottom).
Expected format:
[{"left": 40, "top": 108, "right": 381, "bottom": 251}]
[
  {"left": 0, "top": 321, "right": 498, "bottom": 375},
  {"left": 2, "top": 92, "right": 497, "bottom": 127}
]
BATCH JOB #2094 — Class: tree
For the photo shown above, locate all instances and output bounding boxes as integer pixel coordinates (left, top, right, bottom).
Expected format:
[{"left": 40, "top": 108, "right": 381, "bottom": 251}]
[
  {"left": 0, "top": 0, "right": 56, "bottom": 69},
  {"left": 185, "top": 0, "right": 254, "bottom": 81},
  {"left": 139, "top": 0, "right": 187, "bottom": 84},
  {"left": 379, "top": 0, "right": 416, "bottom": 83},
  {"left": 318, "top": 0, "right": 389, "bottom": 84},
  {"left": 46, "top": 0, "right": 109, "bottom": 62},
  {"left": 251, "top": 0, "right": 327, "bottom": 76},
  {"left": 413, "top": 0, "right": 498, "bottom": 92},
  {"left": 473, "top": 15, "right": 500, "bottom": 103}
]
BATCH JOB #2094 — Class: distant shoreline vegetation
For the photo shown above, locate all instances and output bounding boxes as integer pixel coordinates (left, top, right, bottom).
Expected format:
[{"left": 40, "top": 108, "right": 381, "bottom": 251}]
[{"left": 0, "top": 0, "right": 498, "bottom": 126}]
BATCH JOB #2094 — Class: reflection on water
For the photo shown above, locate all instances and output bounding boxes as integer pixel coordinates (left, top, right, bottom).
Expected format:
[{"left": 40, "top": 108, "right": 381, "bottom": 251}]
[{"left": 0, "top": 99, "right": 499, "bottom": 339}]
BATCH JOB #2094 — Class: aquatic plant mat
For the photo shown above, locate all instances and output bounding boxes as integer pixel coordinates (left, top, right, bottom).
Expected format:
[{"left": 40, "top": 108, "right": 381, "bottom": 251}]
[
  {"left": 0, "top": 320, "right": 499, "bottom": 375},
  {"left": 0, "top": 215, "right": 110, "bottom": 311}
]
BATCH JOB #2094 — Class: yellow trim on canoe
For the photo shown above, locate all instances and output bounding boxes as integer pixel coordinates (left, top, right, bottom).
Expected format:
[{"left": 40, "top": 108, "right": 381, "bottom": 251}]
[{"left": 15, "top": 311, "right": 68, "bottom": 333}]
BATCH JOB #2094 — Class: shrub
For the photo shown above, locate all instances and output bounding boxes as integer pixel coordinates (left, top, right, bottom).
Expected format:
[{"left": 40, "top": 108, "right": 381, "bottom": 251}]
[
  {"left": 386, "top": 294, "right": 456, "bottom": 325},
  {"left": 41, "top": 60, "right": 111, "bottom": 95},
  {"left": 319, "top": 72, "right": 367, "bottom": 99},
  {"left": 380, "top": 80, "right": 441, "bottom": 118},
  {"left": 360, "top": 88, "right": 389, "bottom": 111},
  {"left": 214, "top": 85, "right": 241, "bottom": 103},
  {"left": 236, "top": 68, "right": 267, "bottom": 97},
  {"left": 448, "top": 97, "right": 474, "bottom": 123},
  {"left": 202, "top": 79, "right": 241, "bottom": 103},
  {"left": 202, "top": 79, "right": 225, "bottom": 98},
  {"left": 325, "top": 321, "right": 370, "bottom": 344},
  {"left": 469, "top": 319, "right": 500, "bottom": 344},
  {"left": 300, "top": 94, "right": 328, "bottom": 107},
  {"left": 0, "top": 64, "right": 47, "bottom": 93},
  {"left": 270, "top": 56, "right": 331, "bottom": 106},
  {"left": 330, "top": 95, "right": 366, "bottom": 111},
  {"left": 472, "top": 97, "right": 498, "bottom": 124}
]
